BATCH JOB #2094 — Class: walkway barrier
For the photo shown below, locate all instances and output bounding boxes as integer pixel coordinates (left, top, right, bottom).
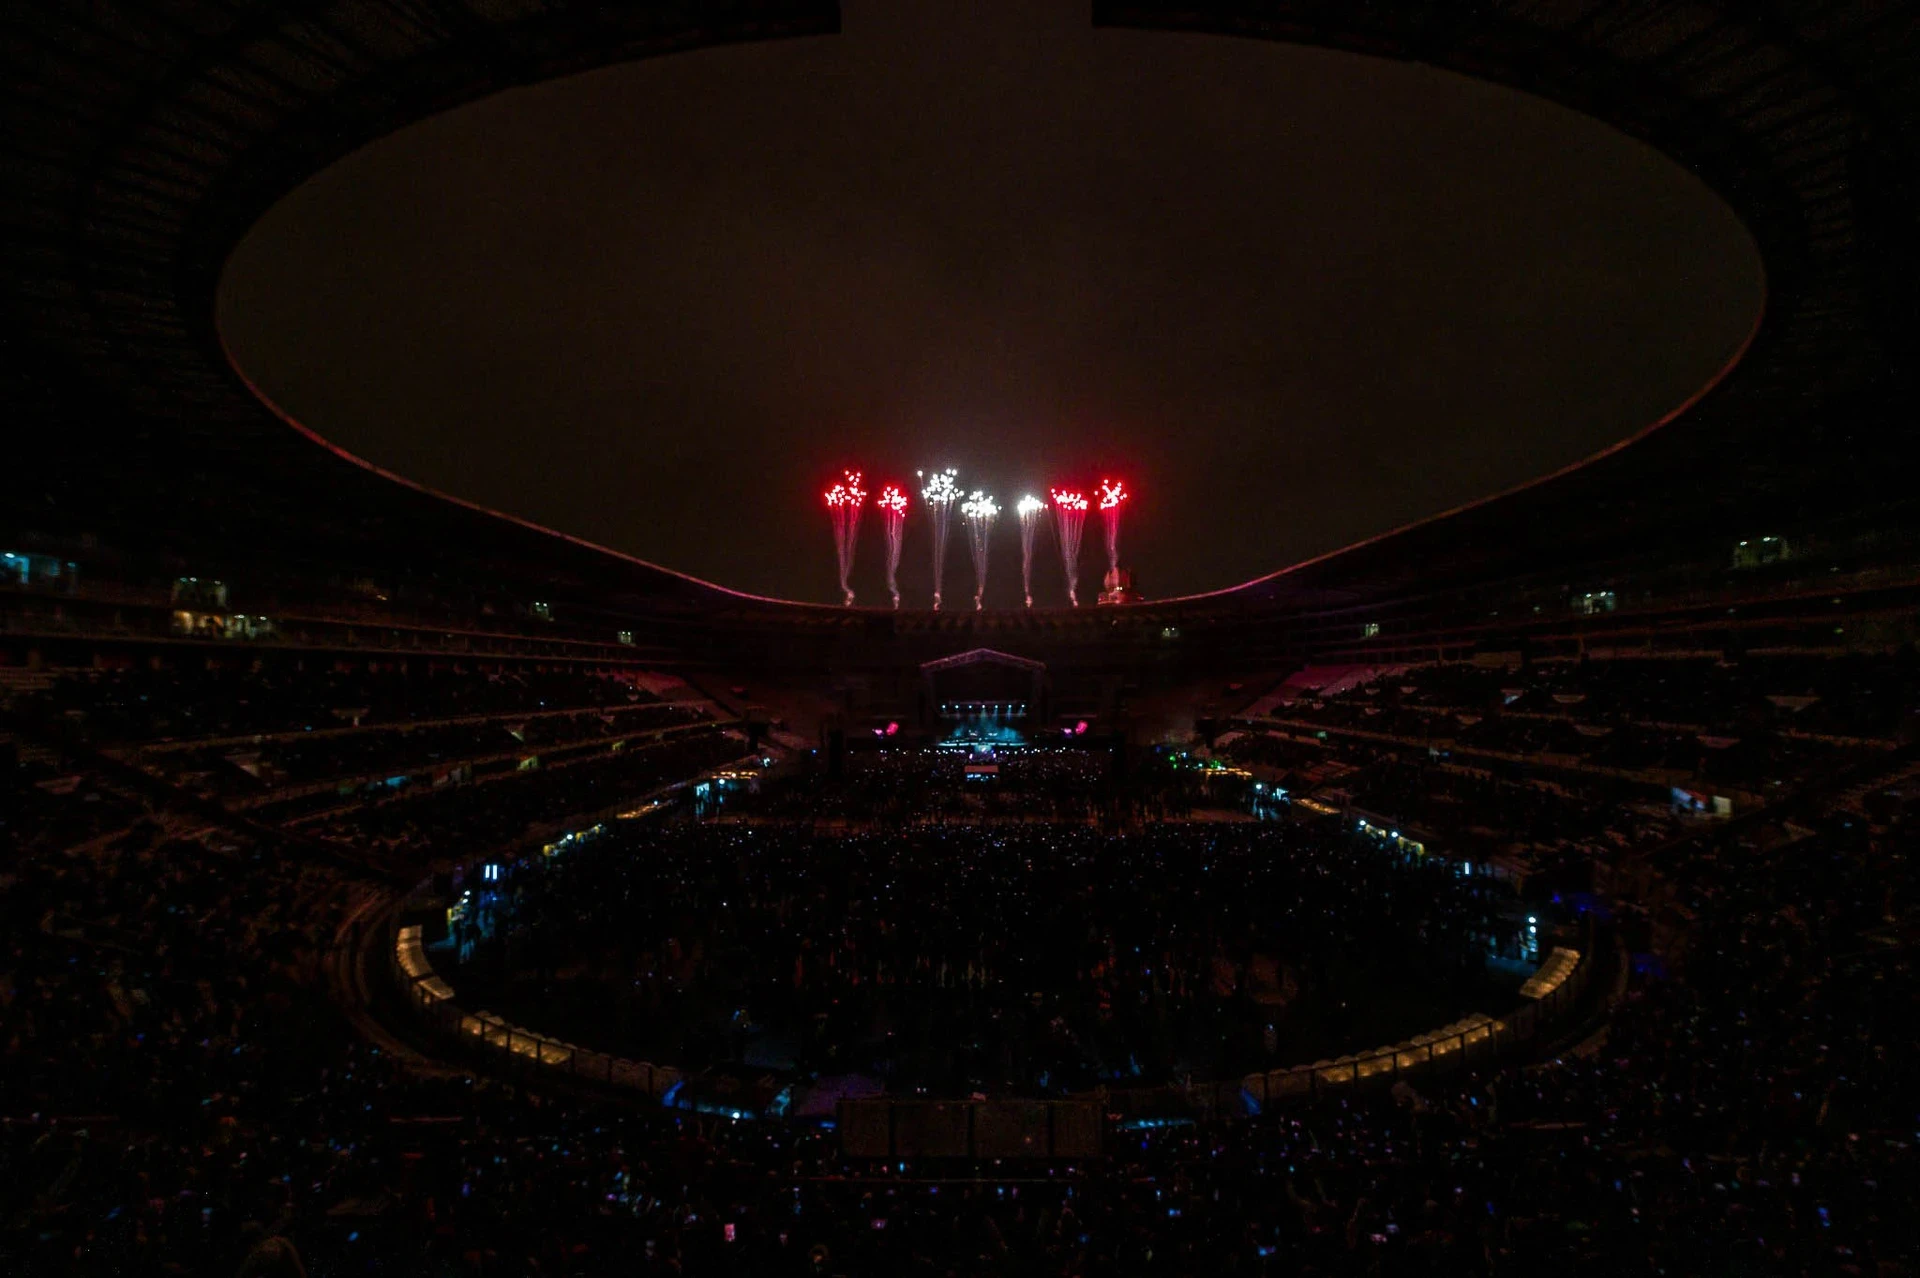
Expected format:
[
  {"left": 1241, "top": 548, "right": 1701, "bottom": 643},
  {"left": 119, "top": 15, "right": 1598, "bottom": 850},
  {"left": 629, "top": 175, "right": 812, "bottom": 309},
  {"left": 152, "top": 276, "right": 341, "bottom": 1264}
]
[
  {"left": 395, "top": 925, "right": 1593, "bottom": 1115},
  {"left": 392, "top": 924, "right": 681, "bottom": 1098},
  {"left": 1241, "top": 946, "right": 1591, "bottom": 1106}
]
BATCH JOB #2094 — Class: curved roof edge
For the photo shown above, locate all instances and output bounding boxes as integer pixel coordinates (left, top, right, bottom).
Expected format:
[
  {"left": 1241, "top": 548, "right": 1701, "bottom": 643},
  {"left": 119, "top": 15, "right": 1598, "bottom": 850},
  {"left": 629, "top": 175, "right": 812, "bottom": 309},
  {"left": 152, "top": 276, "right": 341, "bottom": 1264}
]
[
  {"left": 1155, "top": 301, "right": 1769, "bottom": 610},
  {"left": 3, "top": 1, "right": 1914, "bottom": 631}
]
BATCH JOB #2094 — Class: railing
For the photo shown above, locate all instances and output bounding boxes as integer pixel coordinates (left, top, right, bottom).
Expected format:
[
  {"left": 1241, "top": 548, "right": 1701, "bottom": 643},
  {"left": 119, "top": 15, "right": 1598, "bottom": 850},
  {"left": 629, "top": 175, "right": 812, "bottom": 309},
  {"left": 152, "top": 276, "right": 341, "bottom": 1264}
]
[
  {"left": 0, "top": 606, "right": 683, "bottom": 663},
  {"left": 389, "top": 775, "right": 1595, "bottom": 1121},
  {"left": 116, "top": 697, "right": 714, "bottom": 755},
  {"left": 397, "top": 917, "right": 1595, "bottom": 1118},
  {"left": 236, "top": 718, "right": 731, "bottom": 814},
  {"left": 383, "top": 760, "right": 765, "bottom": 1096},
  {"left": 393, "top": 924, "right": 682, "bottom": 1097},
  {"left": 1239, "top": 945, "right": 1592, "bottom": 1106}
]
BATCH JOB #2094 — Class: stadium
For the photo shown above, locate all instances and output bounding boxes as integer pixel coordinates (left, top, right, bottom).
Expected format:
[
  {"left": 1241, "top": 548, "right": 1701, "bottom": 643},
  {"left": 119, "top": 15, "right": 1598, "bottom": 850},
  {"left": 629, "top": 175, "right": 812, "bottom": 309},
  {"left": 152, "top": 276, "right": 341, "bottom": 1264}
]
[{"left": 4, "top": 3, "right": 1919, "bottom": 1274}]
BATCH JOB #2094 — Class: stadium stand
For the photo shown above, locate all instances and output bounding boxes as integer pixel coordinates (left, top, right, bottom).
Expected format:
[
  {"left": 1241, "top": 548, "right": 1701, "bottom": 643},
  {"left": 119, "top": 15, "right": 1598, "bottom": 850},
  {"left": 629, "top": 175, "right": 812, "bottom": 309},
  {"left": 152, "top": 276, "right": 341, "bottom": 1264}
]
[{"left": 5, "top": 3, "right": 1920, "bottom": 1274}]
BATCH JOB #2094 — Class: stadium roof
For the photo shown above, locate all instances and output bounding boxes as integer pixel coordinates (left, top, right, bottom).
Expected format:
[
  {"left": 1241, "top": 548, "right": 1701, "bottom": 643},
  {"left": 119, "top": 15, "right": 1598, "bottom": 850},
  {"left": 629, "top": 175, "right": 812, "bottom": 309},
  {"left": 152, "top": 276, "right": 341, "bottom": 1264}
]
[{"left": 3, "top": 1, "right": 1915, "bottom": 627}]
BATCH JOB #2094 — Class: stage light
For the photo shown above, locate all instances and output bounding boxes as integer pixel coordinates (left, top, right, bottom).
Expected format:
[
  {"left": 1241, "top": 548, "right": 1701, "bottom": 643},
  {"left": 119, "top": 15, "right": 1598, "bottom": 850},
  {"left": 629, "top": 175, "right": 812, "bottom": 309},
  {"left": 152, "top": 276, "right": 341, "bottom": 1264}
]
[
  {"left": 1074, "top": 720, "right": 1088, "bottom": 735},
  {"left": 885, "top": 721, "right": 899, "bottom": 736}
]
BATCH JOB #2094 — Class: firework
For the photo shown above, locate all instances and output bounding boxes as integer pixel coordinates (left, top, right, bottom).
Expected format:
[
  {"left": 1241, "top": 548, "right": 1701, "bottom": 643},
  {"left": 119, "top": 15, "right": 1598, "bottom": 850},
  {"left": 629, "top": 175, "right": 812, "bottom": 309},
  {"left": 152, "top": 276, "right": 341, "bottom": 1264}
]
[
  {"left": 876, "top": 485, "right": 909, "bottom": 609},
  {"left": 960, "top": 490, "right": 1000, "bottom": 610},
  {"left": 919, "top": 468, "right": 960, "bottom": 609},
  {"left": 823, "top": 470, "right": 866, "bottom": 607},
  {"left": 1016, "top": 495, "right": 1046, "bottom": 608},
  {"left": 1097, "top": 479, "right": 1129, "bottom": 575},
  {"left": 1050, "top": 488, "right": 1088, "bottom": 606}
]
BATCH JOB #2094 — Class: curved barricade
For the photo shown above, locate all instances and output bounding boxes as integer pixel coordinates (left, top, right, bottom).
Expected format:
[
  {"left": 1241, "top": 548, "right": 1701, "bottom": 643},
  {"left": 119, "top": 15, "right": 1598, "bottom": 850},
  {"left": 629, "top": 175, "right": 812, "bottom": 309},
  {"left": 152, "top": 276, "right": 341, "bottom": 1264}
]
[
  {"left": 1242, "top": 948, "right": 1591, "bottom": 1107},
  {"left": 401, "top": 925, "right": 1592, "bottom": 1114},
  {"left": 392, "top": 924, "right": 682, "bottom": 1099}
]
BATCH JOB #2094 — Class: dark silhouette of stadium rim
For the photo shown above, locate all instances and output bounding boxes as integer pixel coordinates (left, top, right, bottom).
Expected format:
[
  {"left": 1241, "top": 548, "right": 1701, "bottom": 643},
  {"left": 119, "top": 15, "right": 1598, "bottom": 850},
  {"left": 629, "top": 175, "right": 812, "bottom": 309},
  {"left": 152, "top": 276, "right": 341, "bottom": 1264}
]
[{"left": 3, "top": 2, "right": 1914, "bottom": 636}]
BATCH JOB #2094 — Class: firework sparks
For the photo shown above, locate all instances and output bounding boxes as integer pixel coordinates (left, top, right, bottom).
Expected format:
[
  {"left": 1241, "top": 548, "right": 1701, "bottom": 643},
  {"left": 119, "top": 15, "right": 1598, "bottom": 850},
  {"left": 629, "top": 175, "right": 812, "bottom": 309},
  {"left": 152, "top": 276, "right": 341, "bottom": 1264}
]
[
  {"left": 919, "top": 468, "right": 960, "bottom": 610},
  {"left": 1097, "top": 478, "right": 1129, "bottom": 576},
  {"left": 1051, "top": 488, "right": 1088, "bottom": 606},
  {"left": 823, "top": 470, "right": 867, "bottom": 606},
  {"left": 876, "top": 484, "right": 908, "bottom": 609},
  {"left": 960, "top": 490, "right": 1000, "bottom": 610},
  {"left": 1016, "top": 495, "right": 1046, "bottom": 608}
]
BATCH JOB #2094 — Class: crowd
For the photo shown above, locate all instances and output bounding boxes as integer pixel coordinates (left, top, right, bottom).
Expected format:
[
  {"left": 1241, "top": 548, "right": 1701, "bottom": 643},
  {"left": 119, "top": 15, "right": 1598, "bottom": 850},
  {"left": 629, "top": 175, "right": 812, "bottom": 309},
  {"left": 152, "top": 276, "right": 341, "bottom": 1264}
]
[
  {"left": 1284, "top": 702, "right": 1874, "bottom": 791},
  {"left": 1280, "top": 652, "right": 1919, "bottom": 740},
  {"left": 138, "top": 699, "right": 713, "bottom": 804},
  {"left": 1, "top": 649, "right": 1915, "bottom": 1275},
  {"left": 0, "top": 735, "right": 147, "bottom": 859},
  {"left": 17, "top": 664, "right": 676, "bottom": 744},
  {"left": 728, "top": 746, "right": 1241, "bottom": 825},
  {"left": 725, "top": 748, "right": 1113, "bottom": 823},
  {"left": 296, "top": 730, "right": 753, "bottom": 865},
  {"left": 1265, "top": 652, "right": 1916, "bottom": 792},
  {"left": 1225, "top": 651, "right": 1920, "bottom": 892},
  {"left": 449, "top": 811, "right": 1521, "bottom": 1092}
]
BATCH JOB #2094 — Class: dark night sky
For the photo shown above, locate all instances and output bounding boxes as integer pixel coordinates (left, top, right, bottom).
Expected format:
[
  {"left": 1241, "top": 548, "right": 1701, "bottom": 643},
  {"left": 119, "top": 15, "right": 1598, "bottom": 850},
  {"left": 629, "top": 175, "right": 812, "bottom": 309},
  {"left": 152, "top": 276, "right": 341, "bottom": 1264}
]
[{"left": 218, "top": 0, "right": 1763, "bottom": 607}]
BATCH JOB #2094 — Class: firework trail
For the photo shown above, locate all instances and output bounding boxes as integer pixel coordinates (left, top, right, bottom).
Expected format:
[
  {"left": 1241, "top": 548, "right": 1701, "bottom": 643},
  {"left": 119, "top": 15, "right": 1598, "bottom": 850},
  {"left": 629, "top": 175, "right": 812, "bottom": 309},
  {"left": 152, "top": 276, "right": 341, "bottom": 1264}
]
[
  {"left": 823, "top": 470, "right": 866, "bottom": 606},
  {"left": 1016, "top": 495, "right": 1045, "bottom": 608},
  {"left": 877, "top": 484, "right": 908, "bottom": 609},
  {"left": 1097, "top": 479, "right": 1129, "bottom": 576},
  {"left": 1050, "top": 488, "right": 1088, "bottom": 606},
  {"left": 919, "top": 468, "right": 960, "bottom": 609},
  {"left": 960, "top": 490, "right": 1000, "bottom": 610}
]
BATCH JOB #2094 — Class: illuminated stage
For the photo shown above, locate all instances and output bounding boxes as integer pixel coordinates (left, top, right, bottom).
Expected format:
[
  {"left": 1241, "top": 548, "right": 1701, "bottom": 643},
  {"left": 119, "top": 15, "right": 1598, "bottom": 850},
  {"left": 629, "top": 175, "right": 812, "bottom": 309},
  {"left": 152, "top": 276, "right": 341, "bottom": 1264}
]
[
  {"left": 939, "top": 702, "right": 1028, "bottom": 745},
  {"left": 922, "top": 647, "right": 1051, "bottom": 743}
]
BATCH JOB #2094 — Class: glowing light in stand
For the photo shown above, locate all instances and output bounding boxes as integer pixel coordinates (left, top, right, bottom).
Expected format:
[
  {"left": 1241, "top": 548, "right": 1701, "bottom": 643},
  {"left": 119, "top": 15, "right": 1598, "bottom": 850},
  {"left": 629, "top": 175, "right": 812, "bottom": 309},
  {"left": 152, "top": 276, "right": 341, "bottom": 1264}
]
[
  {"left": 1015, "top": 495, "right": 1045, "bottom": 608},
  {"left": 1097, "top": 479, "right": 1129, "bottom": 576},
  {"left": 876, "top": 484, "right": 909, "bottom": 610},
  {"left": 960, "top": 490, "right": 1000, "bottom": 610},
  {"left": 823, "top": 470, "right": 867, "bottom": 606},
  {"left": 918, "top": 468, "right": 960, "bottom": 610},
  {"left": 1050, "top": 488, "right": 1088, "bottom": 607}
]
